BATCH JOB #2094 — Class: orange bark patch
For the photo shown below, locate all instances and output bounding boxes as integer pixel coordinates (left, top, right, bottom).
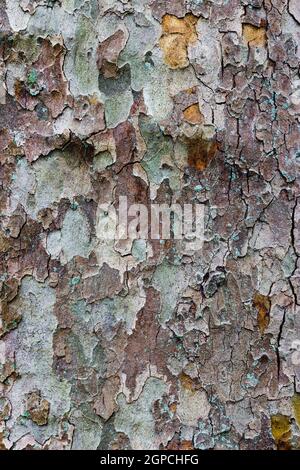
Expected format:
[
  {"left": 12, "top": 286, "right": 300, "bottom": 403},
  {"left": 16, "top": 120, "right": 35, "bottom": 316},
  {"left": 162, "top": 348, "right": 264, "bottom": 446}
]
[
  {"left": 159, "top": 14, "right": 198, "bottom": 69},
  {"left": 183, "top": 103, "right": 204, "bottom": 124},
  {"left": 187, "top": 137, "right": 218, "bottom": 171},
  {"left": 253, "top": 292, "right": 271, "bottom": 334},
  {"left": 242, "top": 24, "right": 267, "bottom": 47}
]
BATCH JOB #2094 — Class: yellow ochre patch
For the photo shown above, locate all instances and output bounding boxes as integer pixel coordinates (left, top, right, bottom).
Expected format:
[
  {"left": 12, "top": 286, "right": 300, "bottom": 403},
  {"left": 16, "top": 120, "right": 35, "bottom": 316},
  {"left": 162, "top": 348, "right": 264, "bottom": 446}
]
[
  {"left": 159, "top": 14, "right": 198, "bottom": 69},
  {"left": 271, "top": 414, "right": 291, "bottom": 450},
  {"left": 242, "top": 24, "right": 267, "bottom": 47}
]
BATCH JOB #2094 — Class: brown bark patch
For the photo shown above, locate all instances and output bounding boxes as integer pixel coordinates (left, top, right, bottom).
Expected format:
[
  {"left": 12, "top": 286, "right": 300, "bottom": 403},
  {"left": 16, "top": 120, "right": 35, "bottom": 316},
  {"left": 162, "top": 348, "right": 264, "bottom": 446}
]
[
  {"left": 253, "top": 293, "right": 271, "bottom": 335},
  {"left": 187, "top": 137, "right": 218, "bottom": 171},
  {"left": 26, "top": 391, "right": 50, "bottom": 426},
  {"left": 97, "top": 30, "right": 127, "bottom": 79}
]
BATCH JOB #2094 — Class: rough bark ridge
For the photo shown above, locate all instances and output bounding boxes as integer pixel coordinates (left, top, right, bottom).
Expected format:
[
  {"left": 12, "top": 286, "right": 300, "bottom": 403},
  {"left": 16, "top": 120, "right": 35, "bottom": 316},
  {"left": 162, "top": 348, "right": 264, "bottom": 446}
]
[{"left": 1, "top": 0, "right": 300, "bottom": 450}]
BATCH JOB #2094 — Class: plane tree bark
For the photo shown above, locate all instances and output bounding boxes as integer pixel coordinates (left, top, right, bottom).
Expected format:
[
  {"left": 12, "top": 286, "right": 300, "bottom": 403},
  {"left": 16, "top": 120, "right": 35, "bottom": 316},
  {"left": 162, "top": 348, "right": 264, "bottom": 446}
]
[{"left": 0, "top": 0, "right": 300, "bottom": 450}]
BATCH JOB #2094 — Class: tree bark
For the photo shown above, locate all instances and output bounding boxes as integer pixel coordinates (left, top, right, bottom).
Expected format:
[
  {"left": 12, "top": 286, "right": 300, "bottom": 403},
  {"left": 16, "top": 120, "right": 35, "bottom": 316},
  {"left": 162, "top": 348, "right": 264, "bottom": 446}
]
[{"left": 0, "top": 0, "right": 299, "bottom": 450}]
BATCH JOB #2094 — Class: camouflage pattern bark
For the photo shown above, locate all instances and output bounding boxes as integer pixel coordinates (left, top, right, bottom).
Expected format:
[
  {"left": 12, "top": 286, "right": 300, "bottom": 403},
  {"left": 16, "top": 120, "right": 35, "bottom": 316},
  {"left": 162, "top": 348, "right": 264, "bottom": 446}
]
[{"left": 1, "top": 0, "right": 300, "bottom": 450}]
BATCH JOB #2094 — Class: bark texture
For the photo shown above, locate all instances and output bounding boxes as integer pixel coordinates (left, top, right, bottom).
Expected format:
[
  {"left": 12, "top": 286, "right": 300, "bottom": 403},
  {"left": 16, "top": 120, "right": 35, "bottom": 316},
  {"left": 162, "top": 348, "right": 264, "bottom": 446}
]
[{"left": 1, "top": 0, "right": 300, "bottom": 450}]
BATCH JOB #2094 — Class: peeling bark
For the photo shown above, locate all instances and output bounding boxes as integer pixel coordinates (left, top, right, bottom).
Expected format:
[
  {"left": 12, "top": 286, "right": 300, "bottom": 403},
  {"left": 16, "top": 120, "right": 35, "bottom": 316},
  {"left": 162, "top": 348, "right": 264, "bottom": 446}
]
[{"left": 0, "top": 0, "right": 300, "bottom": 451}]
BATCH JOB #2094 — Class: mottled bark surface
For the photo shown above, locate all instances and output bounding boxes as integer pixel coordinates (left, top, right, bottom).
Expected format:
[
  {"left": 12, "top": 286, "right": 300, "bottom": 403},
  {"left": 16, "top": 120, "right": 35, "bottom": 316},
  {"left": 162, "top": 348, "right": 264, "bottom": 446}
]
[{"left": 0, "top": 0, "right": 300, "bottom": 450}]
